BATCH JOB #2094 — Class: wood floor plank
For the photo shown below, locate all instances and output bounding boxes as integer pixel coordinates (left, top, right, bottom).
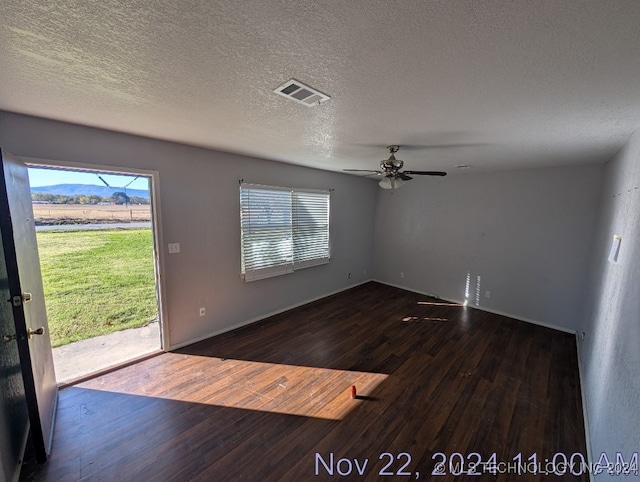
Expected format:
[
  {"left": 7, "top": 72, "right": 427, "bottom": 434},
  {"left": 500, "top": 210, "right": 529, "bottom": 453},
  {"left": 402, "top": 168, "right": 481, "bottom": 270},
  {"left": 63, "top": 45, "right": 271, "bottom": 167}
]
[{"left": 20, "top": 282, "right": 588, "bottom": 481}]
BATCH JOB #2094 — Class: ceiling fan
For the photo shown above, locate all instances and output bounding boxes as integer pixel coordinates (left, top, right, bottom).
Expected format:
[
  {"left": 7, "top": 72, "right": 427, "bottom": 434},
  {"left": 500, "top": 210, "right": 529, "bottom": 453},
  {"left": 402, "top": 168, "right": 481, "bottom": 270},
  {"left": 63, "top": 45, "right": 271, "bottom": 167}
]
[{"left": 344, "top": 145, "right": 447, "bottom": 189}]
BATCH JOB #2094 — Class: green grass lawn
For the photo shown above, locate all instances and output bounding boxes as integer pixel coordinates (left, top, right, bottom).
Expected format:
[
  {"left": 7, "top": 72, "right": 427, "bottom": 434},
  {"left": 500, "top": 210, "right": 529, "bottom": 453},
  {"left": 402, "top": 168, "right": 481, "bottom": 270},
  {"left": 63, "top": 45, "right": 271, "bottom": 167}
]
[{"left": 36, "top": 229, "right": 158, "bottom": 347}]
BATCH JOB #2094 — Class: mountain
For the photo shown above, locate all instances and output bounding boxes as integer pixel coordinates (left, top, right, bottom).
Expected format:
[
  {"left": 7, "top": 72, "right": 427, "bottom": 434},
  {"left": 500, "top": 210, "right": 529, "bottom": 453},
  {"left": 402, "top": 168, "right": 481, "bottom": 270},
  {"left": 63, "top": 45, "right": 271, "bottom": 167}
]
[{"left": 31, "top": 184, "right": 150, "bottom": 199}]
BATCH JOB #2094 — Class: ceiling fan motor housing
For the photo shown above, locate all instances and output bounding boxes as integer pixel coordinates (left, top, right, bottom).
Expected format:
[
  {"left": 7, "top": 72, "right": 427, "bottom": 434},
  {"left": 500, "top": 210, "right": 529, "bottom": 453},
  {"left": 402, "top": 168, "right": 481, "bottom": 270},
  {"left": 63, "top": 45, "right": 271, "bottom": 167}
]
[{"left": 381, "top": 155, "right": 403, "bottom": 175}]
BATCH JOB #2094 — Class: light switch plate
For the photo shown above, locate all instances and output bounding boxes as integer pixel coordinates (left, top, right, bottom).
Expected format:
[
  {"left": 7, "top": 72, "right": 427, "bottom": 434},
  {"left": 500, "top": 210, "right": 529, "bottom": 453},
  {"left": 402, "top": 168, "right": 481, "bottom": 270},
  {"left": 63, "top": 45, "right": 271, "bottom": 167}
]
[{"left": 168, "top": 243, "right": 180, "bottom": 254}]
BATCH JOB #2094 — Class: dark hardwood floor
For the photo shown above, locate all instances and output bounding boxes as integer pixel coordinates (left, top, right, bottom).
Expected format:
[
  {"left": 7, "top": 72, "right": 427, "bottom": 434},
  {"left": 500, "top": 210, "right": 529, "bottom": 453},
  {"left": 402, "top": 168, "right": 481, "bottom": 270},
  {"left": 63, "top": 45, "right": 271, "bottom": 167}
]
[{"left": 21, "top": 282, "right": 588, "bottom": 481}]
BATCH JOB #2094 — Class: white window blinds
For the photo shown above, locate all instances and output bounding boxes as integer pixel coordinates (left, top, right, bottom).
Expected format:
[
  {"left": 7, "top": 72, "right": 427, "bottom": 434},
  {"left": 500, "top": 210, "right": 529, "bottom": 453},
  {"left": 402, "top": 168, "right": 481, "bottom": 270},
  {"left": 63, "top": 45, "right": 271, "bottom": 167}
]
[{"left": 240, "top": 183, "right": 330, "bottom": 282}]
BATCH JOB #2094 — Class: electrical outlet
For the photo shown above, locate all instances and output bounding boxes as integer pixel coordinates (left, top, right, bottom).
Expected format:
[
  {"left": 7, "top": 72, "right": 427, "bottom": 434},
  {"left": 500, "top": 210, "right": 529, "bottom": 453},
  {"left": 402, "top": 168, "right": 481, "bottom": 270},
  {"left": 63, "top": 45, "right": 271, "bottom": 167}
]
[
  {"left": 400, "top": 272, "right": 404, "bottom": 278},
  {"left": 199, "top": 307, "right": 205, "bottom": 317},
  {"left": 168, "top": 243, "right": 180, "bottom": 254},
  {"left": 485, "top": 290, "right": 491, "bottom": 298}
]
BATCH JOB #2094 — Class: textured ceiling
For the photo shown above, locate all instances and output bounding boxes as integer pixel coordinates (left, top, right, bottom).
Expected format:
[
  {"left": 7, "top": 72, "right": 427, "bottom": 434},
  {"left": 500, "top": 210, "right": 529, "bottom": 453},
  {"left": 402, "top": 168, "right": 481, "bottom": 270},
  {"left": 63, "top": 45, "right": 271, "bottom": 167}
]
[{"left": 1, "top": 1, "right": 640, "bottom": 174}]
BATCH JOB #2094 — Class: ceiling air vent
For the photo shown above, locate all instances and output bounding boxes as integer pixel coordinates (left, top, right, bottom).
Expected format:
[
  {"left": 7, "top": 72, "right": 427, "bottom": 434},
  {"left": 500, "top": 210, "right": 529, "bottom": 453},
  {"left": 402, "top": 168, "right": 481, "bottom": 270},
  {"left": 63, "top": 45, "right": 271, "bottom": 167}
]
[{"left": 274, "top": 79, "right": 330, "bottom": 107}]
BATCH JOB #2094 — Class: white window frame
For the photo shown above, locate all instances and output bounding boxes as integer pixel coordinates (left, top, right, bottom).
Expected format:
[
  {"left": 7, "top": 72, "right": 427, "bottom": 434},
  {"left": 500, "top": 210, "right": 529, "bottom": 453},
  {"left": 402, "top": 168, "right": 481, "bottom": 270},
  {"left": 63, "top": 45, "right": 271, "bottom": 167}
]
[{"left": 240, "top": 183, "right": 330, "bottom": 282}]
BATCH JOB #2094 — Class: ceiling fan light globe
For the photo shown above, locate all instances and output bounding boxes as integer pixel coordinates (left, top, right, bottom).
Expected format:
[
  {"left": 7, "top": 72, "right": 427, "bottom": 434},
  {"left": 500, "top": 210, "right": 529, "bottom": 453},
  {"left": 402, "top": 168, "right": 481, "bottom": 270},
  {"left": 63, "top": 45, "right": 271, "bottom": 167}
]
[{"left": 378, "top": 177, "right": 406, "bottom": 189}]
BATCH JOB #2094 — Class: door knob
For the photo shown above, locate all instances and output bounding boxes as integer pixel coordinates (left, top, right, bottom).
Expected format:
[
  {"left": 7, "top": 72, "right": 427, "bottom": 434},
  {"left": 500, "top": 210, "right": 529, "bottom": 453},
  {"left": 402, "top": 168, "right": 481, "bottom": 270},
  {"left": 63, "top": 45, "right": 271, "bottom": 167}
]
[
  {"left": 2, "top": 333, "right": 16, "bottom": 342},
  {"left": 22, "top": 293, "right": 32, "bottom": 303},
  {"left": 28, "top": 327, "right": 45, "bottom": 339}
]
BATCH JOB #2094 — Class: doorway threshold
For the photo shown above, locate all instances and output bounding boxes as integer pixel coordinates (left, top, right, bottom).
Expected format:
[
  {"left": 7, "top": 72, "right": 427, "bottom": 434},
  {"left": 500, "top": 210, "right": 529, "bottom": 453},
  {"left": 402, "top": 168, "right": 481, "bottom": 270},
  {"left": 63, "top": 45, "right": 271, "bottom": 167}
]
[{"left": 53, "top": 321, "right": 161, "bottom": 385}]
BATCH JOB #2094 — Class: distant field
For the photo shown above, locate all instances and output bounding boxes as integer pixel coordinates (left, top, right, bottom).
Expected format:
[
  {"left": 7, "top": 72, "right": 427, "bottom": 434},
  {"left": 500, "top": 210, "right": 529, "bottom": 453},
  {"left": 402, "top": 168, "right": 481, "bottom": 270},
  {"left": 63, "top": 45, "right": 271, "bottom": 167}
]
[
  {"left": 33, "top": 203, "right": 151, "bottom": 225},
  {"left": 36, "top": 229, "right": 158, "bottom": 347}
]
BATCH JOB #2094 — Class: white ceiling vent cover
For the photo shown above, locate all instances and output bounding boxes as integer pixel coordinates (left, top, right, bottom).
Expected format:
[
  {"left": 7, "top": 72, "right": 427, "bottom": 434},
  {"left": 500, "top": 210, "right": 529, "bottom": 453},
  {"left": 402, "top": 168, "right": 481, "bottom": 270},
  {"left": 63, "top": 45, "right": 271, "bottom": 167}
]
[{"left": 274, "top": 79, "right": 330, "bottom": 107}]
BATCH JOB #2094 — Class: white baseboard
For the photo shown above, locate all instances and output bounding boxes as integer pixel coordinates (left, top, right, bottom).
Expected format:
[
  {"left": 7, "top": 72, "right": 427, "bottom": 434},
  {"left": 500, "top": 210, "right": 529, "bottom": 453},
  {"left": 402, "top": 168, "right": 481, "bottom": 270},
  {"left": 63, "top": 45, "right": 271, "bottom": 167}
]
[
  {"left": 171, "top": 278, "right": 575, "bottom": 350},
  {"left": 575, "top": 336, "right": 595, "bottom": 482},
  {"left": 372, "top": 279, "right": 441, "bottom": 299},
  {"left": 168, "top": 279, "right": 373, "bottom": 350},
  {"left": 372, "top": 279, "right": 576, "bottom": 334}
]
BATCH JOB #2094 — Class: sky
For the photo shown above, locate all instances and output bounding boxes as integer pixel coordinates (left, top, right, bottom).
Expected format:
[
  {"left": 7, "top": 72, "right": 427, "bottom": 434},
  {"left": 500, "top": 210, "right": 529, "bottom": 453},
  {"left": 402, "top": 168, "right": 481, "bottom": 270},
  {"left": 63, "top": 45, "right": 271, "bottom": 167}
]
[{"left": 28, "top": 167, "right": 150, "bottom": 191}]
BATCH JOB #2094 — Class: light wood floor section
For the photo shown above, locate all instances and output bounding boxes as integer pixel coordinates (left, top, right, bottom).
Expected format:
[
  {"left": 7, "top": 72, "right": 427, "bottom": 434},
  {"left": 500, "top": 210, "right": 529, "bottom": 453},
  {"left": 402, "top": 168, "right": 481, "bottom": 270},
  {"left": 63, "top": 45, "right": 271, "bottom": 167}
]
[{"left": 21, "top": 282, "right": 588, "bottom": 481}]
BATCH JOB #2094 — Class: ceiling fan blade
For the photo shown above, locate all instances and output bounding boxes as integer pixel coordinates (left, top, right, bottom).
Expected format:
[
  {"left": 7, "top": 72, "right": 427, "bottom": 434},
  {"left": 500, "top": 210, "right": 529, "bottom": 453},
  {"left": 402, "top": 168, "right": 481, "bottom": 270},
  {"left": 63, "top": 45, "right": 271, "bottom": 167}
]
[
  {"left": 403, "top": 171, "right": 447, "bottom": 176},
  {"left": 393, "top": 143, "right": 488, "bottom": 151},
  {"left": 343, "top": 169, "right": 382, "bottom": 176},
  {"left": 398, "top": 172, "right": 413, "bottom": 181},
  {"left": 351, "top": 142, "right": 488, "bottom": 150}
]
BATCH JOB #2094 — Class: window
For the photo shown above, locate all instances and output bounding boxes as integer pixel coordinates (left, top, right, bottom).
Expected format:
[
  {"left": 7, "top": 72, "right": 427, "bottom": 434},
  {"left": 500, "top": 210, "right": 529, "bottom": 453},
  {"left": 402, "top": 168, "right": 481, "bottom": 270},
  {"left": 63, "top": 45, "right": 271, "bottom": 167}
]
[{"left": 240, "top": 183, "right": 330, "bottom": 281}]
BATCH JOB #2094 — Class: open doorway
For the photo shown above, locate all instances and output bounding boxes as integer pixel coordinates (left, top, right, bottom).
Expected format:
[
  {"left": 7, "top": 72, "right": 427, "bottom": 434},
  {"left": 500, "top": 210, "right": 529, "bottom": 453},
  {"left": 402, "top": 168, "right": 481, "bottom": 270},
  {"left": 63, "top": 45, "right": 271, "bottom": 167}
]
[{"left": 27, "top": 164, "right": 163, "bottom": 383}]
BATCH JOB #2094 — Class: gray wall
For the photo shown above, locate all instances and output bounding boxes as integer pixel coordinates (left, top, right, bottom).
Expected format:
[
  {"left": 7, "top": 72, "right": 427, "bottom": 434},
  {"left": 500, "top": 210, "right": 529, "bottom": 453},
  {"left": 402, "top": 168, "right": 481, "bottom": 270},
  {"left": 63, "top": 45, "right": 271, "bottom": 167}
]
[
  {"left": 580, "top": 130, "right": 640, "bottom": 479},
  {"left": 6, "top": 109, "right": 637, "bottom": 471},
  {"left": 0, "top": 111, "right": 377, "bottom": 348},
  {"left": 372, "top": 164, "right": 603, "bottom": 331}
]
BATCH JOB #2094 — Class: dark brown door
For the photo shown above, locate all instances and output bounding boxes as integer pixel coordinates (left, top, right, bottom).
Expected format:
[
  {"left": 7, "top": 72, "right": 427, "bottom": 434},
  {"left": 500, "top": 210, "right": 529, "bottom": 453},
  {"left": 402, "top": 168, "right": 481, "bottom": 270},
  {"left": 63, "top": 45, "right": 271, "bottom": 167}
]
[
  {"left": 0, "top": 232, "right": 29, "bottom": 482},
  {"left": 0, "top": 150, "right": 57, "bottom": 464}
]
